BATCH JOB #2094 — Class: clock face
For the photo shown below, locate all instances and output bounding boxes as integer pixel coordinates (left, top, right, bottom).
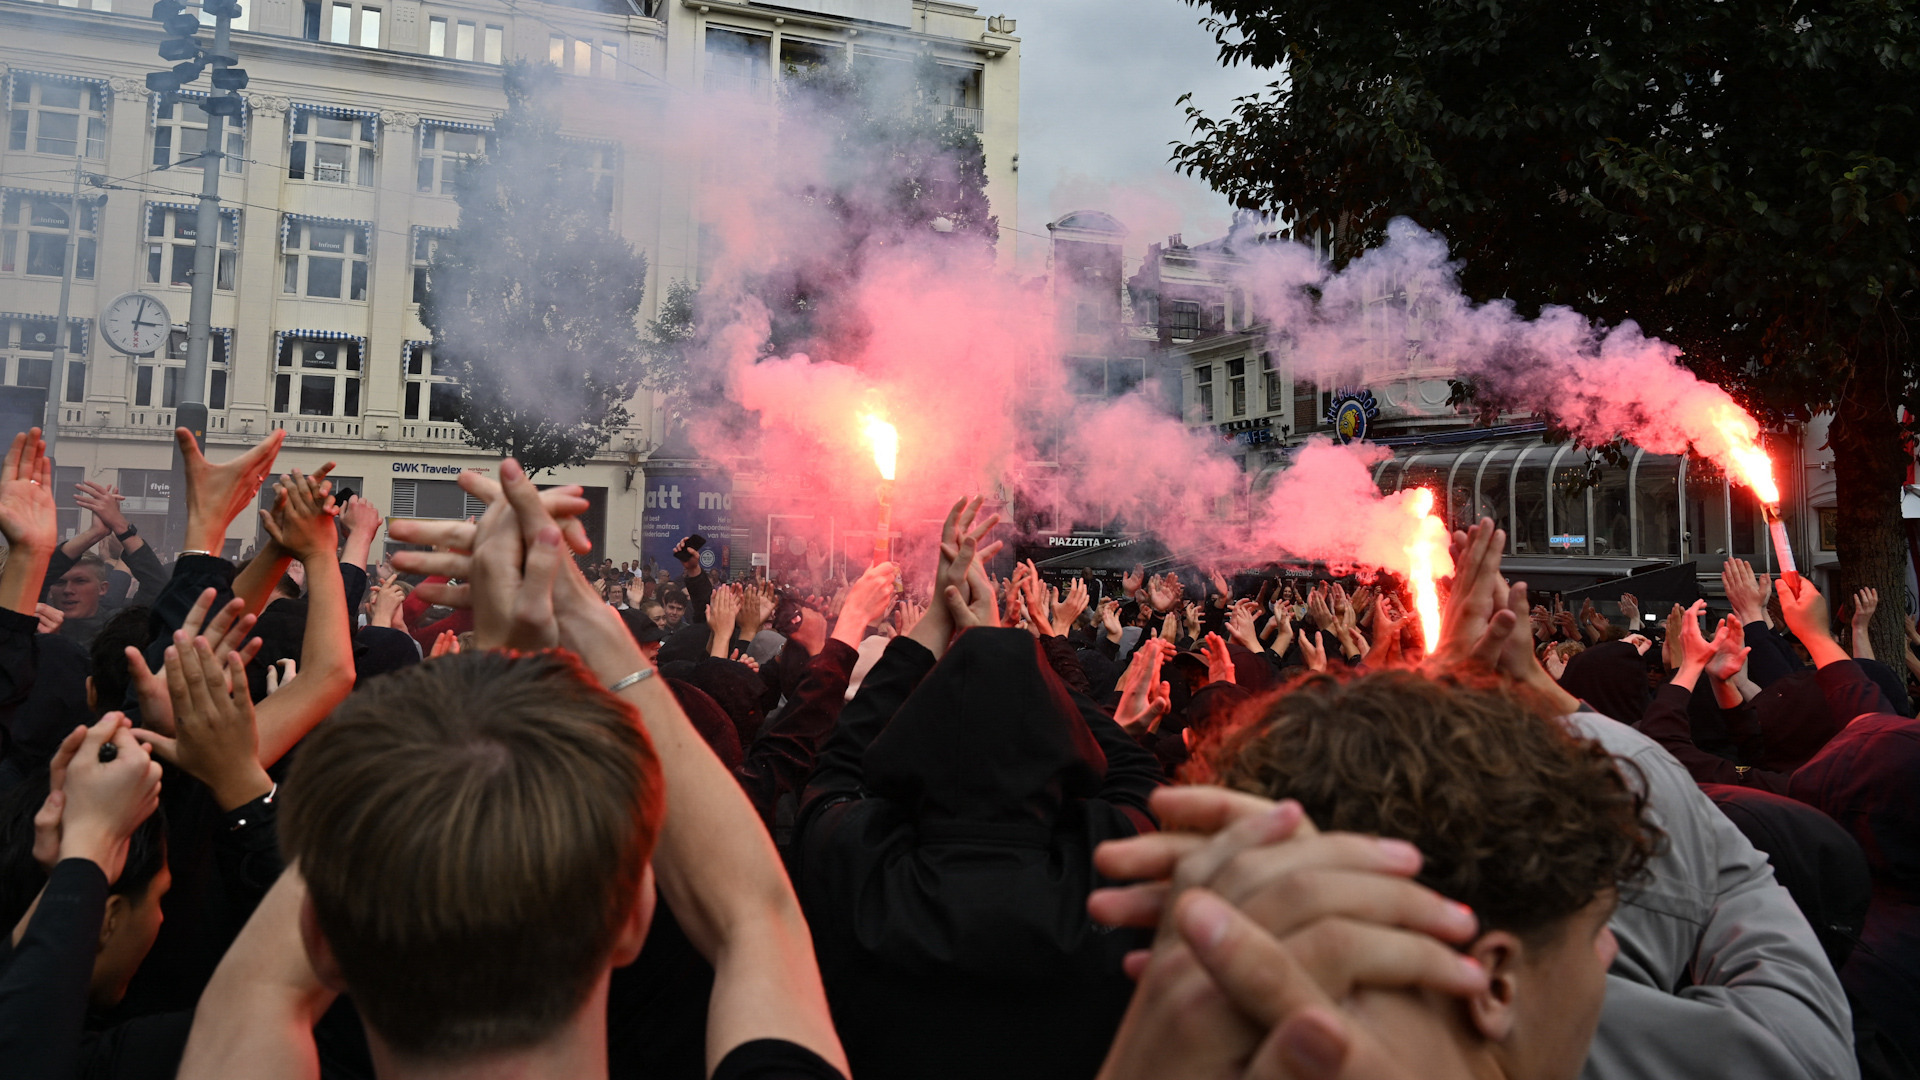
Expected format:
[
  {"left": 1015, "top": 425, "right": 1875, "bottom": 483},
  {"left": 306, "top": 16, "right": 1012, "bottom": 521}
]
[{"left": 101, "top": 293, "right": 173, "bottom": 356}]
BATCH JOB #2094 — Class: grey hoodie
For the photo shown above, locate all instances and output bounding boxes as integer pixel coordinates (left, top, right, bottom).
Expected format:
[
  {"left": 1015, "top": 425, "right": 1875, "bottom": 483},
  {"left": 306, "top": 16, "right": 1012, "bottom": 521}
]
[{"left": 1565, "top": 711, "right": 1858, "bottom": 1080}]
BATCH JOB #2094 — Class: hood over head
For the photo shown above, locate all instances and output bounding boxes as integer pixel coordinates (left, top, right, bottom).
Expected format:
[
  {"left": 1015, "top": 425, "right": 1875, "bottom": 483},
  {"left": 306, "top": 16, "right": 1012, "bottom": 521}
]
[
  {"left": 352, "top": 626, "right": 421, "bottom": 684},
  {"left": 1557, "top": 640, "right": 1652, "bottom": 725},
  {"left": 669, "top": 677, "right": 742, "bottom": 770},
  {"left": 863, "top": 628, "right": 1106, "bottom": 825},
  {"left": 1702, "top": 784, "right": 1871, "bottom": 970},
  {"left": 1753, "top": 670, "right": 1842, "bottom": 773}
]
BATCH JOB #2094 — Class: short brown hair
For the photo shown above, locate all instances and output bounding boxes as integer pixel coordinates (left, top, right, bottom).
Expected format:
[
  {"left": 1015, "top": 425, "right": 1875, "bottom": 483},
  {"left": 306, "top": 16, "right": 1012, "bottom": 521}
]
[
  {"left": 1194, "top": 670, "right": 1656, "bottom": 936},
  {"left": 282, "top": 649, "right": 664, "bottom": 1058}
]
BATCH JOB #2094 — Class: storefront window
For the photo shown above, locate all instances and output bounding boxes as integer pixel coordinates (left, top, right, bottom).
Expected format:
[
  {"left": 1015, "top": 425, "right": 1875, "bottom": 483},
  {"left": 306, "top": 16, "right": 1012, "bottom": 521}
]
[
  {"left": 1447, "top": 448, "right": 1485, "bottom": 530},
  {"left": 1635, "top": 455, "right": 1681, "bottom": 556},
  {"left": 1402, "top": 453, "right": 1452, "bottom": 511},
  {"left": 1550, "top": 452, "right": 1590, "bottom": 555},
  {"left": 1512, "top": 447, "right": 1550, "bottom": 555},
  {"left": 1476, "top": 446, "right": 1519, "bottom": 539},
  {"left": 1594, "top": 457, "right": 1632, "bottom": 556},
  {"left": 1685, "top": 458, "right": 1730, "bottom": 557},
  {"left": 1730, "top": 483, "right": 1761, "bottom": 555}
]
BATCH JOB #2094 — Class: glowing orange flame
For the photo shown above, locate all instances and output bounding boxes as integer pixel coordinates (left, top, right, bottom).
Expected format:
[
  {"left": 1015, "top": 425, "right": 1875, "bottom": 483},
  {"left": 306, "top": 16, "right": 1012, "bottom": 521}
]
[
  {"left": 863, "top": 415, "right": 897, "bottom": 481},
  {"left": 1710, "top": 404, "right": 1780, "bottom": 508},
  {"left": 1404, "top": 487, "right": 1449, "bottom": 654}
]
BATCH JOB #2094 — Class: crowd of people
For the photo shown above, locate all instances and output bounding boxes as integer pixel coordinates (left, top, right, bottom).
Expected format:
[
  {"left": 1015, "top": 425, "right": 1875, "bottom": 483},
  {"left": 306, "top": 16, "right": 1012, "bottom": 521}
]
[{"left": 0, "top": 422, "right": 1912, "bottom": 1080}]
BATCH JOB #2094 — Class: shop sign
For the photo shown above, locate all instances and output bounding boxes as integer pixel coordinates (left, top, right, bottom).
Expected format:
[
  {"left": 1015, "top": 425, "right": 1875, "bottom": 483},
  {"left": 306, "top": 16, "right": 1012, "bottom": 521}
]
[
  {"left": 1325, "top": 389, "right": 1380, "bottom": 444},
  {"left": 392, "top": 462, "right": 490, "bottom": 476},
  {"left": 1045, "top": 535, "right": 1125, "bottom": 548},
  {"left": 1550, "top": 534, "right": 1586, "bottom": 550}
]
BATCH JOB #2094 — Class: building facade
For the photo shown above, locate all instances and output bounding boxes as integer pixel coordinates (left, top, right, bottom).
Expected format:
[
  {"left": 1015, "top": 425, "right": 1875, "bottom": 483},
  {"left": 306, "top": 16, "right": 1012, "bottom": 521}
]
[{"left": 0, "top": 0, "right": 1018, "bottom": 560}]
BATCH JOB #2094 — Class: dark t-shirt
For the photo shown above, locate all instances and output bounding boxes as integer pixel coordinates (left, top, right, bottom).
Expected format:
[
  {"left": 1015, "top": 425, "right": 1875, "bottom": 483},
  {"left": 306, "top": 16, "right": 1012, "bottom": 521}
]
[{"left": 712, "top": 1039, "right": 846, "bottom": 1080}]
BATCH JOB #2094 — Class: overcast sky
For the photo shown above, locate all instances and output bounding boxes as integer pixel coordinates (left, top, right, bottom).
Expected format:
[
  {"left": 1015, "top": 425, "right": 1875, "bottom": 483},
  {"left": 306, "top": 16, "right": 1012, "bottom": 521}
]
[{"left": 1005, "top": 0, "right": 1273, "bottom": 273}]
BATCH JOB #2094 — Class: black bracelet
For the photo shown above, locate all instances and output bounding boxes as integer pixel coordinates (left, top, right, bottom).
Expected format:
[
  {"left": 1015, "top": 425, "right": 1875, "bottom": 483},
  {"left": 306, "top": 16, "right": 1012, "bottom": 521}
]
[{"left": 115, "top": 524, "right": 137, "bottom": 541}]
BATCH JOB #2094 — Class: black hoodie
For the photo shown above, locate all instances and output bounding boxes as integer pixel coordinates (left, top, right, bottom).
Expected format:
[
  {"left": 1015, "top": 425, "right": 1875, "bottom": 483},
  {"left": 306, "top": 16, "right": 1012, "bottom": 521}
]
[{"left": 792, "top": 629, "right": 1160, "bottom": 1080}]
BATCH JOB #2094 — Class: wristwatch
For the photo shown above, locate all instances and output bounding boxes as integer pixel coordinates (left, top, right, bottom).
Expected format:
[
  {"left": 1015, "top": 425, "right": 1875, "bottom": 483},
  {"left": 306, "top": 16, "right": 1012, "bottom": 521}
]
[{"left": 114, "top": 524, "right": 138, "bottom": 542}]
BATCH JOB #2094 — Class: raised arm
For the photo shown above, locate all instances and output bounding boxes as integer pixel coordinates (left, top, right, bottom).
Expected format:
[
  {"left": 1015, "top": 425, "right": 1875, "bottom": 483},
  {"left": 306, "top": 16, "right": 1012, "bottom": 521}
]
[
  {"left": 0, "top": 430, "right": 58, "bottom": 617},
  {"left": 252, "top": 469, "right": 355, "bottom": 766}
]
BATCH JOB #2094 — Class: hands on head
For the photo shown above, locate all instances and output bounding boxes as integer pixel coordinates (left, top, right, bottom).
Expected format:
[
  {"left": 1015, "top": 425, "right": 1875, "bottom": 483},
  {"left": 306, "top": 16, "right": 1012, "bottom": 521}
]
[
  {"left": 40, "top": 714, "right": 163, "bottom": 884},
  {"left": 903, "top": 497, "right": 999, "bottom": 658}
]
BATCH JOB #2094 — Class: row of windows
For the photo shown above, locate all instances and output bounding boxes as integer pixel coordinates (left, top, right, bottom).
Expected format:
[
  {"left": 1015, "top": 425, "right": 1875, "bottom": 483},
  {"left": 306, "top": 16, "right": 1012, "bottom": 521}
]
[
  {"left": 0, "top": 319, "right": 455, "bottom": 423},
  {"left": 6, "top": 77, "right": 620, "bottom": 206},
  {"left": 1375, "top": 442, "right": 1768, "bottom": 560},
  {"left": 1192, "top": 354, "right": 1282, "bottom": 422}
]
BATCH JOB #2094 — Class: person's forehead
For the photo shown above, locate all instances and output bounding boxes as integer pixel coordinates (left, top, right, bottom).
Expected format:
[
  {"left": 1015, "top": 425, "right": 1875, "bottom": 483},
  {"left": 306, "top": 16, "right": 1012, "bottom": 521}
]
[{"left": 60, "top": 566, "right": 104, "bottom": 583}]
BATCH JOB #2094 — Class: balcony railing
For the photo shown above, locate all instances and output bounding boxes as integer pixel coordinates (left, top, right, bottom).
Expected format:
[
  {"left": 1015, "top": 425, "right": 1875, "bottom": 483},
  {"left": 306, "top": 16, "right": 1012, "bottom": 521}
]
[{"left": 941, "top": 104, "right": 983, "bottom": 131}]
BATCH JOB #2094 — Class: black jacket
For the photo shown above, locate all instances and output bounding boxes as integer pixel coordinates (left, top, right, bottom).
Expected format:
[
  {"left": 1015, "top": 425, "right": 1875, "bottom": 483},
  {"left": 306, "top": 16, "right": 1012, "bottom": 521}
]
[{"left": 792, "top": 629, "right": 1160, "bottom": 1080}]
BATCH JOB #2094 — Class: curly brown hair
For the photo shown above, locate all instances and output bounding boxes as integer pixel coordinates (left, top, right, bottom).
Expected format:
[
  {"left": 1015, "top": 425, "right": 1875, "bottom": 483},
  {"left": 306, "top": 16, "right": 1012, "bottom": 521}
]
[{"left": 1192, "top": 669, "right": 1658, "bottom": 937}]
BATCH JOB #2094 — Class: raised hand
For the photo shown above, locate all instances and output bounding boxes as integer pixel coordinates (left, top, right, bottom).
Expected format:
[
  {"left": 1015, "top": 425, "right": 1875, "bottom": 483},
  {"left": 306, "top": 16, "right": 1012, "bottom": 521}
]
[
  {"left": 833, "top": 562, "right": 897, "bottom": 647},
  {"left": 941, "top": 535, "right": 1001, "bottom": 632},
  {"left": 74, "top": 480, "right": 131, "bottom": 538},
  {"left": 371, "top": 578, "right": 406, "bottom": 629},
  {"left": 737, "top": 581, "right": 772, "bottom": 639},
  {"left": 34, "top": 603, "right": 63, "bottom": 635},
  {"left": 1147, "top": 573, "right": 1182, "bottom": 614},
  {"left": 1160, "top": 610, "right": 1180, "bottom": 643},
  {"left": 1227, "top": 598, "right": 1262, "bottom": 653},
  {"left": 1114, "top": 638, "right": 1174, "bottom": 736},
  {"left": 1306, "top": 587, "right": 1337, "bottom": 633},
  {"left": 894, "top": 598, "right": 925, "bottom": 638},
  {"left": 1705, "top": 616, "right": 1750, "bottom": 684},
  {"left": 0, "top": 429, "right": 57, "bottom": 616},
  {"left": 1721, "top": 558, "right": 1773, "bottom": 628},
  {"left": 1121, "top": 564, "right": 1145, "bottom": 596},
  {"left": 706, "top": 584, "right": 742, "bottom": 656},
  {"left": 1851, "top": 587, "right": 1880, "bottom": 660},
  {"left": 1202, "top": 632, "right": 1237, "bottom": 686},
  {"left": 1674, "top": 600, "right": 1715, "bottom": 670},
  {"left": 258, "top": 467, "right": 339, "bottom": 562},
  {"left": 58, "top": 714, "right": 162, "bottom": 884},
  {"left": 1268, "top": 600, "right": 1296, "bottom": 657},
  {"left": 1207, "top": 567, "right": 1232, "bottom": 600},
  {"left": 429, "top": 629, "right": 461, "bottom": 657},
  {"left": 1617, "top": 591, "right": 1641, "bottom": 628},
  {"left": 265, "top": 658, "right": 297, "bottom": 694},
  {"left": 1055, "top": 577, "right": 1091, "bottom": 632},
  {"left": 135, "top": 636, "right": 272, "bottom": 811},
  {"left": 1099, "top": 597, "right": 1124, "bottom": 643},
  {"left": 179, "top": 427, "right": 285, "bottom": 554},
  {"left": 1300, "top": 630, "right": 1328, "bottom": 672}
]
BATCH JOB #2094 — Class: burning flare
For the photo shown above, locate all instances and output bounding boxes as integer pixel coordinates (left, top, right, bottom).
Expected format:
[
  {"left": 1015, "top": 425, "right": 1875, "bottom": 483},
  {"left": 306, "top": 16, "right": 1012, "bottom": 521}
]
[
  {"left": 1404, "top": 488, "right": 1449, "bottom": 654},
  {"left": 1705, "top": 402, "right": 1798, "bottom": 588},
  {"left": 864, "top": 415, "right": 898, "bottom": 481}
]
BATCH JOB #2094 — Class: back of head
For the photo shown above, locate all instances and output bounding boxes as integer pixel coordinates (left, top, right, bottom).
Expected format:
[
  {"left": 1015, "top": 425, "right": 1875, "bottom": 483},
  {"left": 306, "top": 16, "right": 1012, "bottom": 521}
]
[
  {"left": 1197, "top": 670, "right": 1657, "bottom": 936},
  {"left": 281, "top": 650, "right": 664, "bottom": 1060},
  {"left": 89, "top": 606, "right": 152, "bottom": 714},
  {"left": 1753, "top": 670, "right": 1841, "bottom": 772}
]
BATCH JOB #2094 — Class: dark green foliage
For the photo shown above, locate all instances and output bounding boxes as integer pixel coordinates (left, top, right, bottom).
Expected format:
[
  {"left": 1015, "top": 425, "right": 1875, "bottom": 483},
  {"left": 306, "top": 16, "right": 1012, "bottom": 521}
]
[{"left": 422, "top": 60, "right": 647, "bottom": 476}]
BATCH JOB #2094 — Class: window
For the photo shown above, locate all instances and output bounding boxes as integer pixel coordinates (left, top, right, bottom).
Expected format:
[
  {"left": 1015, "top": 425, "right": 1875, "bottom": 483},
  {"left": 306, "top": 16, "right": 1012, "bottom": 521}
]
[
  {"left": 1261, "top": 351, "right": 1282, "bottom": 411},
  {"left": 134, "top": 328, "right": 230, "bottom": 409},
  {"left": 391, "top": 478, "right": 482, "bottom": 519},
  {"left": 429, "top": 15, "right": 446, "bottom": 54},
  {"left": 483, "top": 25, "right": 504, "bottom": 64},
  {"left": 282, "top": 218, "right": 369, "bottom": 301},
  {"left": 1292, "top": 380, "right": 1320, "bottom": 431},
  {"left": 931, "top": 63, "right": 983, "bottom": 130},
  {"left": 146, "top": 206, "right": 237, "bottom": 291},
  {"left": 404, "top": 343, "right": 461, "bottom": 421},
  {"left": 1111, "top": 357, "right": 1146, "bottom": 396},
  {"left": 1168, "top": 300, "right": 1200, "bottom": 339},
  {"left": 1195, "top": 364, "right": 1214, "bottom": 423},
  {"left": 572, "top": 140, "right": 618, "bottom": 219},
  {"left": 7, "top": 78, "right": 107, "bottom": 159},
  {"left": 152, "top": 93, "right": 245, "bottom": 174},
  {"left": 416, "top": 124, "right": 492, "bottom": 194},
  {"left": 2, "top": 195, "right": 96, "bottom": 279},
  {"left": 779, "top": 37, "right": 842, "bottom": 75},
  {"left": 457, "top": 20, "right": 476, "bottom": 60},
  {"left": 600, "top": 40, "right": 620, "bottom": 76},
  {"left": 275, "top": 336, "right": 361, "bottom": 416},
  {"left": 1227, "top": 357, "right": 1247, "bottom": 417},
  {"left": 1075, "top": 302, "right": 1104, "bottom": 335},
  {"left": 705, "top": 28, "right": 769, "bottom": 94},
  {"left": 288, "top": 108, "right": 377, "bottom": 186},
  {"left": 313, "top": 1, "right": 378, "bottom": 44},
  {"left": 1068, "top": 356, "right": 1105, "bottom": 397},
  {"left": 1, "top": 317, "right": 84, "bottom": 392},
  {"left": 409, "top": 229, "right": 442, "bottom": 304}
]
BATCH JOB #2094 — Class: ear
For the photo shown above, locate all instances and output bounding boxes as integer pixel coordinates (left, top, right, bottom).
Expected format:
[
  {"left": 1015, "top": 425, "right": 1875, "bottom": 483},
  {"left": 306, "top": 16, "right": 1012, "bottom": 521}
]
[
  {"left": 610, "top": 864, "right": 657, "bottom": 968},
  {"left": 1465, "top": 929, "right": 1523, "bottom": 1042},
  {"left": 299, "top": 894, "right": 352, "bottom": 995},
  {"left": 99, "top": 893, "right": 127, "bottom": 952},
  {"left": 85, "top": 676, "right": 97, "bottom": 713}
]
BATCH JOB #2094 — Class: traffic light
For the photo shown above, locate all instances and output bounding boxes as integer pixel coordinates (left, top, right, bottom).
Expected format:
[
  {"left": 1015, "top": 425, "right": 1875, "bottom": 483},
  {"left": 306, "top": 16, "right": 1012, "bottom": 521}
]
[{"left": 152, "top": 0, "right": 205, "bottom": 87}]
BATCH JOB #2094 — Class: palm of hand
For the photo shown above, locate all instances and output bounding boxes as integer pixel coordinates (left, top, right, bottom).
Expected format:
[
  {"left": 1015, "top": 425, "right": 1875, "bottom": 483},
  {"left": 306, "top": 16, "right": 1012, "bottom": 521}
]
[{"left": 0, "top": 483, "right": 54, "bottom": 547}]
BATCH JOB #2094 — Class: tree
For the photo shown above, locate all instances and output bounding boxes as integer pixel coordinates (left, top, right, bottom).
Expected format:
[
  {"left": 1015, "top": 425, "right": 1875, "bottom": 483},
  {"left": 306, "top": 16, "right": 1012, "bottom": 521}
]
[
  {"left": 422, "top": 60, "right": 648, "bottom": 476},
  {"left": 639, "top": 278, "right": 699, "bottom": 422},
  {"left": 1174, "top": 0, "right": 1919, "bottom": 658},
  {"left": 754, "top": 53, "right": 1000, "bottom": 361}
]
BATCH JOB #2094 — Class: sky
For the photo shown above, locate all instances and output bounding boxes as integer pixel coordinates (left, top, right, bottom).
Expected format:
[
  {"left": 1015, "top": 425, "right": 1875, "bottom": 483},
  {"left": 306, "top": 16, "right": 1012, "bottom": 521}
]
[{"left": 1005, "top": 0, "right": 1274, "bottom": 274}]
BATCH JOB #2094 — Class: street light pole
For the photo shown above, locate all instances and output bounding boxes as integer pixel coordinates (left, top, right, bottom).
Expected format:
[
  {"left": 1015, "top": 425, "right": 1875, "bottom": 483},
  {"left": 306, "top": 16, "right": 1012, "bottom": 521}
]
[
  {"left": 154, "top": 0, "right": 247, "bottom": 553},
  {"left": 44, "top": 155, "right": 87, "bottom": 459}
]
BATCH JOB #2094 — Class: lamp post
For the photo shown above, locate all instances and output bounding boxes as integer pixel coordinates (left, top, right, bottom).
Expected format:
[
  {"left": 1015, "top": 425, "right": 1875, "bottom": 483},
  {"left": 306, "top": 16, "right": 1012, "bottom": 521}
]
[{"left": 147, "top": 0, "right": 249, "bottom": 552}]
